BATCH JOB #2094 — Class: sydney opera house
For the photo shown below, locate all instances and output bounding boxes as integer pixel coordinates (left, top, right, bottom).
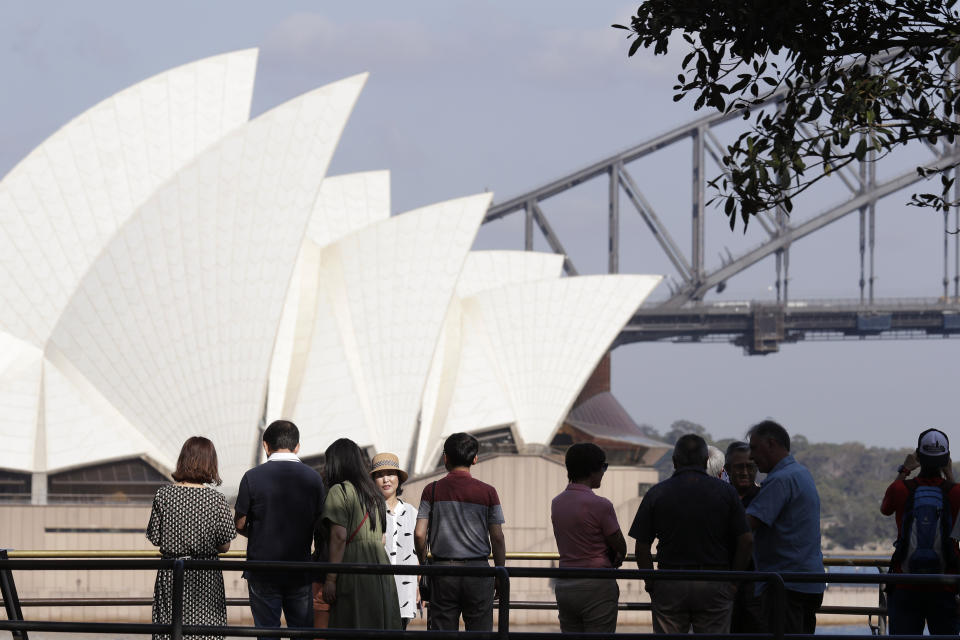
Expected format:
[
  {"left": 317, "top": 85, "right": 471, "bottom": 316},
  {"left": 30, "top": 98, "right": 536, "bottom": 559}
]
[
  {"left": 0, "top": 49, "right": 667, "bottom": 515},
  {"left": 0, "top": 47, "right": 675, "bottom": 623}
]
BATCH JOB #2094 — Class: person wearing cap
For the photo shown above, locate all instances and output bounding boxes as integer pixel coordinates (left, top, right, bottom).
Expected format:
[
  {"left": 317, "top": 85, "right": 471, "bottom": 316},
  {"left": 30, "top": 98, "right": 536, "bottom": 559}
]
[
  {"left": 371, "top": 452, "right": 420, "bottom": 629},
  {"left": 881, "top": 428, "right": 960, "bottom": 635},
  {"left": 746, "top": 420, "right": 825, "bottom": 635}
]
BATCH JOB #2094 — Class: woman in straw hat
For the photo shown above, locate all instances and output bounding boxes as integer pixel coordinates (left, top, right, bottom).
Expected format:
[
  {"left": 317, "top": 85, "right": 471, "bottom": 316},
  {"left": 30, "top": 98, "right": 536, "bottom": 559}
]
[{"left": 371, "top": 452, "right": 420, "bottom": 628}]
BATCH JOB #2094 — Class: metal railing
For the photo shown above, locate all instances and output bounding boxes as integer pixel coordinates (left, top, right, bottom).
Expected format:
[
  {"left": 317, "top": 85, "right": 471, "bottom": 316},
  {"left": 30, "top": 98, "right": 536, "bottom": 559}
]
[{"left": 3, "top": 551, "right": 955, "bottom": 640}]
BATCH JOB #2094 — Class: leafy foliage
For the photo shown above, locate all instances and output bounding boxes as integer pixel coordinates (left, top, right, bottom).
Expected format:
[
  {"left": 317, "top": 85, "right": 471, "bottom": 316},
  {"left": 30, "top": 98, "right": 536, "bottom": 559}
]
[{"left": 614, "top": 0, "right": 960, "bottom": 229}]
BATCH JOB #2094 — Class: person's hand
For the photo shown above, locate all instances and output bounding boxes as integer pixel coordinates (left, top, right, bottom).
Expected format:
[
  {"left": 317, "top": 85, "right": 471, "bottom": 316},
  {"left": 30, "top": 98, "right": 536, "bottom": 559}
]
[
  {"left": 494, "top": 575, "right": 504, "bottom": 601},
  {"left": 903, "top": 453, "right": 920, "bottom": 472},
  {"left": 322, "top": 578, "right": 336, "bottom": 605}
]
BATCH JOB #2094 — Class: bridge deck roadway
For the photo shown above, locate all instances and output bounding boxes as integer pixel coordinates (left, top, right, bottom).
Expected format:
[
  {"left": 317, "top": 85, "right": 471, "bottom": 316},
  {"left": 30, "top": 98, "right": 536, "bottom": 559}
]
[{"left": 617, "top": 299, "right": 960, "bottom": 354}]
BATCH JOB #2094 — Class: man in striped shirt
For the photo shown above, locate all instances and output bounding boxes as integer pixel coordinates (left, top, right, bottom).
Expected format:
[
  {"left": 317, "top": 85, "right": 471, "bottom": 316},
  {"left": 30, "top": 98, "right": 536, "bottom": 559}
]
[{"left": 415, "top": 433, "right": 506, "bottom": 631}]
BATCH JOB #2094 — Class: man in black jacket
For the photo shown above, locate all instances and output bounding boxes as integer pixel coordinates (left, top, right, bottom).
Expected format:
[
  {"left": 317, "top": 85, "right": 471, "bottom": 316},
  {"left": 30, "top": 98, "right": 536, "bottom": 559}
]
[
  {"left": 630, "top": 434, "right": 753, "bottom": 635},
  {"left": 235, "top": 420, "right": 326, "bottom": 640}
]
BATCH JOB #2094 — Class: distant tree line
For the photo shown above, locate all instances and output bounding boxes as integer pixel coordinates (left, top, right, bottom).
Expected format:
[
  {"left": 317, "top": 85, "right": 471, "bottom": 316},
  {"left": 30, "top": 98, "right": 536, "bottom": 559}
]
[{"left": 641, "top": 420, "right": 917, "bottom": 550}]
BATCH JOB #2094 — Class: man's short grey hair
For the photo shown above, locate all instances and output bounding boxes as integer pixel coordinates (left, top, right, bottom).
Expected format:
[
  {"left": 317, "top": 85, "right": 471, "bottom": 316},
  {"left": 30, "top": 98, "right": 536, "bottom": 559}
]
[
  {"left": 724, "top": 441, "right": 750, "bottom": 467},
  {"left": 747, "top": 420, "right": 791, "bottom": 451},
  {"left": 706, "top": 445, "right": 725, "bottom": 478}
]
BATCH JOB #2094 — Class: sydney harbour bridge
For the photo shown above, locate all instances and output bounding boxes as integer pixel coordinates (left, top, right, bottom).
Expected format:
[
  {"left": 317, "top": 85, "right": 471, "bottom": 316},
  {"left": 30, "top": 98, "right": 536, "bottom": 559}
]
[{"left": 485, "top": 90, "right": 960, "bottom": 355}]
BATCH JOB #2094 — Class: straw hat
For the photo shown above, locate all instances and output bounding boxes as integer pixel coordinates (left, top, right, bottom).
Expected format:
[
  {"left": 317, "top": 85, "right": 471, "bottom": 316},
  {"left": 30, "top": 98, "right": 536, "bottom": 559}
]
[{"left": 370, "top": 452, "right": 408, "bottom": 484}]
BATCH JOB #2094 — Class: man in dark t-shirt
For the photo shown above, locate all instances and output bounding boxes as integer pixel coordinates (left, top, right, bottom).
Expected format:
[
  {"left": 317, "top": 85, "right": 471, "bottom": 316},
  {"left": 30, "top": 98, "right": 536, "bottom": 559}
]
[
  {"left": 235, "top": 420, "right": 325, "bottom": 639},
  {"left": 630, "top": 434, "right": 753, "bottom": 635}
]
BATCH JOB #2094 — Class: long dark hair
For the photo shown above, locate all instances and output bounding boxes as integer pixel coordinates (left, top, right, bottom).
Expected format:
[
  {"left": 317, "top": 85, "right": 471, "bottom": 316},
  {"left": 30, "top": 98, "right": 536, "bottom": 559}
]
[{"left": 324, "top": 438, "right": 386, "bottom": 532}]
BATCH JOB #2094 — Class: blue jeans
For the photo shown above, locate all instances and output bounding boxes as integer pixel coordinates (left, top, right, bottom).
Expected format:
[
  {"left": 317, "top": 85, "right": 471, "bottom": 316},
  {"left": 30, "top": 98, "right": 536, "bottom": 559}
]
[
  {"left": 887, "top": 589, "right": 958, "bottom": 635},
  {"left": 247, "top": 580, "right": 313, "bottom": 640}
]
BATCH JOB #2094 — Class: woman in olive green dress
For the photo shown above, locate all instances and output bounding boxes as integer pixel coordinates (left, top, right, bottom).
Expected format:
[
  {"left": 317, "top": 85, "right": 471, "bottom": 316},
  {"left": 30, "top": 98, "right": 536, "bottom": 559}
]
[{"left": 321, "top": 438, "right": 402, "bottom": 629}]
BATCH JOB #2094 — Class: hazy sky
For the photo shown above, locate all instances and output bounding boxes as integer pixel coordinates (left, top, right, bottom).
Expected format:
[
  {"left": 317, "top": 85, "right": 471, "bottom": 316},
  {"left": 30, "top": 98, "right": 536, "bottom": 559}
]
[{"left": 1, "top": 2, "right": 956, "bottom": 449}]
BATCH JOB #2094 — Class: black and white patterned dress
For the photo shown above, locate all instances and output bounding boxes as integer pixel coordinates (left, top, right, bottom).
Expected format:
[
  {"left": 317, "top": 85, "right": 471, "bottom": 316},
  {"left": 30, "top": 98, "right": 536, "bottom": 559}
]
[
  {"left": 146, "top": 484, "right": 237, "bottom": 640},
  {"left": 385, "top": 498, "right": 419, "bottom": 619}
]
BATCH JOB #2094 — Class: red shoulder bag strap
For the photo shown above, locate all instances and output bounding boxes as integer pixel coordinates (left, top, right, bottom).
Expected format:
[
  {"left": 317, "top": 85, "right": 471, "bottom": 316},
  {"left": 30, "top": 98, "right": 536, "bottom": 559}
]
[{"left": 347, "top": 512, "right": 369, "bottom": 544}]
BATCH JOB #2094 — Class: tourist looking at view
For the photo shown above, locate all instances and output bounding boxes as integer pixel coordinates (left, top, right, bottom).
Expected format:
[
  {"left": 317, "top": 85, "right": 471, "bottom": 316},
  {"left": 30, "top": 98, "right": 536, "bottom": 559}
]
[
  {"left": 881, "top": 428, "right": 960, "bottom": 636},
  {"left": 321, "top": 438, "right": 402, "bottom": 630},
  {"left": 234, "top": 420, "right": 326, "bottom": 640},
  {"left": 630, "top": 433, "right": 752, "bottom": 635},
  {"left": 746, "top": 420, "right": 825, "bottom": 635},
  {"left": 147, "top": 436, "right": 236, "bottom": 640},
  {"left": 414, "top": 432, "right": 506, "bottom": 632},
  {"left": 550, "top": 442, "right": 626, "bottom": 633}
]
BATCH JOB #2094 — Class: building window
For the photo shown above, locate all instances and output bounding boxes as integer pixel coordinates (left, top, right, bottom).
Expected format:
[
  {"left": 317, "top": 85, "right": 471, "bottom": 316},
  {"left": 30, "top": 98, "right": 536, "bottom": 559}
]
[
  {"left": 47, "top": 458, "right": 169, "bottom": 504},
  {"left": 0, "top": 469, "right": 31, "bottom": 503}
]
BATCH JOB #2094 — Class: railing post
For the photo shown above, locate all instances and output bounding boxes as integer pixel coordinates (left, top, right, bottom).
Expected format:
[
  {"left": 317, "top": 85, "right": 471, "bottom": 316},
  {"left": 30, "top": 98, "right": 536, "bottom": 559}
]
[
  {"left": 0, "top": 549, "right": 28, "bottom": 640},
  {"left": 495, "top": 566, "right": 510, "bottom": 640},
  {"left": 770, "top": 573, "right": 785, "bottom": 640},
  {"left": 170, "top": 558, "right": 185, "bottom": 640}
]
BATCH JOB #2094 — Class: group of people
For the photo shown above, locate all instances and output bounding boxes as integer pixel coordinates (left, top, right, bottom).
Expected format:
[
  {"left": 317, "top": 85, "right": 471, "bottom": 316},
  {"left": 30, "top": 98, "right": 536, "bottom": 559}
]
[
  {"left": 145, "top": 416, "right": 960, "bottom": 638},
  {"left": 146, "top": 424, "right": 505, "bottom": 639},
  {"left": 550, "top": 419, "right": 824, "bottom": 636}
]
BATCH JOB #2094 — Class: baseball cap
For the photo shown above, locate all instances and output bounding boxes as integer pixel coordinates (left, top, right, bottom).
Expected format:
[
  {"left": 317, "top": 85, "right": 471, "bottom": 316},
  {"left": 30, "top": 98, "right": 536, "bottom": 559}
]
[{"left": 917, "top": 428, "right": 950, "bottom": 466}]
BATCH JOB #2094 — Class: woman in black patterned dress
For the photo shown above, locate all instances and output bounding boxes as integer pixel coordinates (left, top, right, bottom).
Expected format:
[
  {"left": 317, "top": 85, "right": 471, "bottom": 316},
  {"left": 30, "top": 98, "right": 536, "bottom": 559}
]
[{"left": 147, "top": 436, "right": 237, "bottom": 640}]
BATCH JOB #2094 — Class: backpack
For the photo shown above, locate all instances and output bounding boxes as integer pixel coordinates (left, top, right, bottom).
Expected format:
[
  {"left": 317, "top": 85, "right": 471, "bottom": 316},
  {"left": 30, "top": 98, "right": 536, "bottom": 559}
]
[{"left": 891, "top": 479, "right": 958, "bottom": 574}]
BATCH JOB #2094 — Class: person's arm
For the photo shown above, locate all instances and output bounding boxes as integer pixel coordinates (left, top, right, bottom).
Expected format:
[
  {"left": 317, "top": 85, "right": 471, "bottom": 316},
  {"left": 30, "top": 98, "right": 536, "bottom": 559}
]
[
  {"left": 746, "top": 514, "right": 762, "bottom": 530},
  {"left": 489, "top": 523, "right": 506, "bottom": 600},
  {"left": 414, "top": 519, "right": 429, "bottom": 564},
  {"left": 731, "top": 531, "right": 752, "bottom": 572},
  {"left": 604, "top": 529, "right": 627, "bottom": 568},
  {"left": 489, "top": 523, "right": 506, "bottom": 567},
  {"left": 234, "top": 475, "right": 251, "bottom": 537},
  {"left": 322, "top": 523, "right": 347, "bottom": 605},
  {"left": 635, "top": 539, "right": 655, "bottom": 594},
  {"left": 881, "top": 459, "right": 914, "bottom": 516},
  {"left": 234, "top": 513, "right": 248, "bottom": 537},
  {"left": 215, "top": 494, "right": 237, "bottom": 554}
]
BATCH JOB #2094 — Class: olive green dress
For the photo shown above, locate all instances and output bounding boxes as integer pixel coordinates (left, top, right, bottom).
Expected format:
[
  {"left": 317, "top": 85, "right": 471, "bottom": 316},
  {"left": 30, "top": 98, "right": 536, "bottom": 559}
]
[{"left": 323, "top": 480, "right": 402, "bottom": 629}]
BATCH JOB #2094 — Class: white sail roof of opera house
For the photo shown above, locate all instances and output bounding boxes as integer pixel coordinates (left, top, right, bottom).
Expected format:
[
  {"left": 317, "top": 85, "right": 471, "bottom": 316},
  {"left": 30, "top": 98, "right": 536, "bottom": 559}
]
[{"left": 0, "top": 49, "right": 663, "bottom": 494}]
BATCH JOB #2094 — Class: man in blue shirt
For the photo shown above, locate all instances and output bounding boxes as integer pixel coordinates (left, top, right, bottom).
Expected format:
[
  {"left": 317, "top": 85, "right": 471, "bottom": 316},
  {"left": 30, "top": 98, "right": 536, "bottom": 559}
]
[{"left": 746, "top": 420, "right": 825, "bottom": 635}]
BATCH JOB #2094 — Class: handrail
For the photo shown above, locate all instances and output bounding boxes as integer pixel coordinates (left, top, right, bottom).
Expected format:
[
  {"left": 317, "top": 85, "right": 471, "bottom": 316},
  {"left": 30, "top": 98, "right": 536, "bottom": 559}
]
[
  {"left": 2, "top": 553, "right": 923, "bottom": 640},
  {"left": 2, "top": 549, "right": 891, "bottom": 566},
  {"left": 0, "top": 555, "right": 923, "bottom": 640}
]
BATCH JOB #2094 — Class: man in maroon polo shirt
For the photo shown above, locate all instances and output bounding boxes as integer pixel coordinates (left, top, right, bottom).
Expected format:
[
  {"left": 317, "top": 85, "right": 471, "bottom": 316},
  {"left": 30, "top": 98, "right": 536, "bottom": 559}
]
[{"left": 414, "top": 433, "right": 506, "bottom": 631}]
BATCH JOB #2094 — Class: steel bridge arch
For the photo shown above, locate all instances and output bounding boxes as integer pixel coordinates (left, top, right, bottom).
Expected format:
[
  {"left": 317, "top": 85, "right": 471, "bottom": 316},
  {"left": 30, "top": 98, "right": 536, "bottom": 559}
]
[{"left": 484, "top": 95, "right": 960, "bottom": 353}]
